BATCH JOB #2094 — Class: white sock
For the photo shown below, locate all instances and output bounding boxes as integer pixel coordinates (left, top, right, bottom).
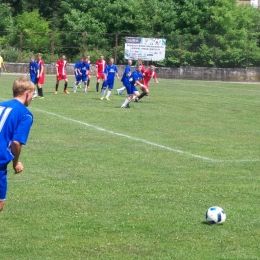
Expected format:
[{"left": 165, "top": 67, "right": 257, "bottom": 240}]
[
  {"left": 74, "top": 84, "right": 78, "bottom": 91},
  {"left": 84, "top": 85, "right": 87, "bottom": 92},
  {"left": 121, "top": 98, "right": 129, "bottom": 107},
  {"left": 106, "top": 90, "right": 111, "bottom": 98},
  {"left": 101, "top": 89, "right": 106, "bottom": 97}
]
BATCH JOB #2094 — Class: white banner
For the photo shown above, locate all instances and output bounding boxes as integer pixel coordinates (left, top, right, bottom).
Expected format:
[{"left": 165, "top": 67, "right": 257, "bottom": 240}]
[
  {"left": 124, "top": 37, "right": 166, "bottom": 61},
  {"left": 251, "top": 0, "right": 258, "bottom": 7}
]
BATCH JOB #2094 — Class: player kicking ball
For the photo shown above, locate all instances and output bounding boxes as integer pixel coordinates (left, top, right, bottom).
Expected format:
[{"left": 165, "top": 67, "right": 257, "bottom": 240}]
[
  {"left": 121, "top": 65, "right": 144, "bottom": 108},
  {"left": 135, "top": 65, "right": 158, "bottom": 102}
]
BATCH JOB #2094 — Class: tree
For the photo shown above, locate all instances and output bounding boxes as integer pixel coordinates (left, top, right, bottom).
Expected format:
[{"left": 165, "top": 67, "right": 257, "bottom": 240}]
[{"left": 14, "top": 9, "right": 51, "bottom": 53}]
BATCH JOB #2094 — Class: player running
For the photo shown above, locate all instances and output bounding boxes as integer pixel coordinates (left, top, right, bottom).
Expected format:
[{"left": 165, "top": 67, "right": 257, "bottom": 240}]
[
  {"left": 135, "top": 65, "right": 158, "bottom": 102},
  {"left": 117, "top": 59, "right": 132, "bottom": 95},
  {"left": 101, "top": 58, "right": 120, "bottom": 100},
  {"left": 121, "top": 65, "right": 144, "bottom": 108}
]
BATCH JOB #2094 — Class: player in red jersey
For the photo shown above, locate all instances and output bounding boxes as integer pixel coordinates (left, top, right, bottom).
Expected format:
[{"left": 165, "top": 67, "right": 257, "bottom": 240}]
[
  {"left": 36, "top": 53, "right": 45, "bottom": 98},
  {"left": 95, "top": 54, "right": 107, "bottom": 92},
  {"left": 135, "top": 65, "right": 158, "bottom": 102},
  {"left": 55, "top": 54, "right": 69, "bottom": 94},
  {"left": 137, "top": 59, "right": 146, "bottom": 74},
  {"left": 86, "top": 55, "right": 92, "bottom": 89}
]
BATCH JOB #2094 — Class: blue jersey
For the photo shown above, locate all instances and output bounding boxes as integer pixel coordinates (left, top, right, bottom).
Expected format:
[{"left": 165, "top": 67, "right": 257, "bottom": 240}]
[
  {"left": 74, "top": 61, "right": 82, "bottom": 75},
  {"left": 0, "top": 99, "right": 33, "bottom": 167},
  {"left": 29, "top": 61, "right": 39, "bottom": 77},
  {"left": 104, "top": 64, "right": 118, "bottom": 83},
  {"left": 129, "top": 70, "right": 143, "bottom": 86},
  {"left": 80, "top": 62, "right": 90, "bottom": 76},
  {"left": 121, "top": 65, "right": 131, "bottom": 83},
  {"left": 29, "top": 61, "right": 39, "bottom": 83}
]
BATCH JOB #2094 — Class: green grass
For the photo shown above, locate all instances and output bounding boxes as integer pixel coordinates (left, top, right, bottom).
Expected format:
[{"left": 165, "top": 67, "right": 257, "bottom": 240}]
[{"left": 0, "top": 74, "right": 259, "bottom": 259}]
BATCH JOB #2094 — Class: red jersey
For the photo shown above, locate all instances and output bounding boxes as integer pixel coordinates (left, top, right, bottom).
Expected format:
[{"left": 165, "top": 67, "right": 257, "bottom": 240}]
[
  {"left": 95, "top": 59, "right": 107, "bottom": 74},
  {"left": 144, "top": 70, "right": 157, "bottom": 85},
  {"left": 38, "top": 60, "right": 45, "bottom": 77},
  {"left": 141, "top": 65, "right": 146, "bottom": 73},
  {"left": 56, "top": 59, "right": 67, "bottom": 75}
]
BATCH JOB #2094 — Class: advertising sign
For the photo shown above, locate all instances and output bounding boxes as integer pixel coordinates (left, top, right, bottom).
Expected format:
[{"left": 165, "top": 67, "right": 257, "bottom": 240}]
[{"left": 124, "top": 37, "right": 166, "bottom": 61}]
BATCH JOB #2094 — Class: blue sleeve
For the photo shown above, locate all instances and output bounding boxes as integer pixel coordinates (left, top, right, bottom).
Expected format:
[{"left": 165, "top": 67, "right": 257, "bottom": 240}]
[{"left": 12, "top": 113, "right": 33, "bottom": 145}]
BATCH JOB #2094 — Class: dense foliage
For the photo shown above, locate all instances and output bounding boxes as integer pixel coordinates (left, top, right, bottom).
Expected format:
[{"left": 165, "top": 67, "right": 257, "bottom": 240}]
[{"left": 1, "top": 0, "right": 260, "bottom": 67}]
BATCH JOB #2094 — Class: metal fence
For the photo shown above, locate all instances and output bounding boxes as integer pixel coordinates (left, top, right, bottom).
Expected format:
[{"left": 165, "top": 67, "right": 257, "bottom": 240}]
[{"left": 1, "top": 31, "right": 260, "bottom": 67}]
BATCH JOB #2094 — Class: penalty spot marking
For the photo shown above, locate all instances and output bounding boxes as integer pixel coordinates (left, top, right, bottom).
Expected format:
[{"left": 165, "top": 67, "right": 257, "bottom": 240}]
[{"left": 32, "top": 108, "right": 260, "bottom": 163}]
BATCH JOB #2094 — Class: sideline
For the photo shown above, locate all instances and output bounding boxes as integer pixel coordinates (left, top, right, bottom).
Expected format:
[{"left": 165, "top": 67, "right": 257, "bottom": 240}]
[{"left": 31, "top": 107, "right": 260, "bottom": 163}]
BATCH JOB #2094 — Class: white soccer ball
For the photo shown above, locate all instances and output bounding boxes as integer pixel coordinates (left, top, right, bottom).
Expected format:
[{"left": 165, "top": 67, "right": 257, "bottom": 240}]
[{"left": 206, "top": 206, "right": 226, "bottom": 225}]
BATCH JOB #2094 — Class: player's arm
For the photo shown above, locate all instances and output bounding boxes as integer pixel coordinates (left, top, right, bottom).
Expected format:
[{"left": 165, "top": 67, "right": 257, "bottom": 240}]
[
  {"left": 95, "top": 64, "right": 98, "bottom": 77},
  {"left": 104, "top": 67, "right": 108, "bottom": 80},
  {"left": 135, "top": 79, "right": 144, "bottom": 87},
  {"left": 11, "top": 141, "right": 24, "bottom": 173},
  {"left": 3, "top": 61, "right": 6, "bottom": 71},
  {"left": 39, "top": 64, "right": 43, "bottom": 77},
  {"left": 154, "top": 72, "right": 159, "bottom": 83}
]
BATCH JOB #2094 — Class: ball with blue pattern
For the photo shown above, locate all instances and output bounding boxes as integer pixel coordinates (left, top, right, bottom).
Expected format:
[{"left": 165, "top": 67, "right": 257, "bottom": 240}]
[{"left": 206, "top": 206, "right": 226, "bottom": 225}]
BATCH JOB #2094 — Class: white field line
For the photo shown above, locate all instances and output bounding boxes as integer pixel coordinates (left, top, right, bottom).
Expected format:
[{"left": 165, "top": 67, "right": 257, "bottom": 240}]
[{"left": 32, "top": 107, "right": 260, "bottom": 163}]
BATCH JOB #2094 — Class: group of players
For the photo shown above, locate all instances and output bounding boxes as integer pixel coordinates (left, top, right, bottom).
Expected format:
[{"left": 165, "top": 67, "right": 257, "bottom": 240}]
[
  {"left": 0, "top": 54, "right": 159, "bottom": 211},
  {"left": 27, "top": 53, "right": 45, "bottom": 98},
  {"left": 27, "top": 53, "right": 159, "bottom": 108}
]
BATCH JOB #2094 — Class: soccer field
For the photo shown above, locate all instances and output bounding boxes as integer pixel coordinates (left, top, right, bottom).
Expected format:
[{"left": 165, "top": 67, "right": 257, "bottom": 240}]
[{"left": 0, "top": 74, "right": 259, "bottom": 259}]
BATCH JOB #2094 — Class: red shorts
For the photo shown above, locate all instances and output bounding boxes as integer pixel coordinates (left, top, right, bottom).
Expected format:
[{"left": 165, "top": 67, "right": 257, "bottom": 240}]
[
  {"left": 37, "top": 76, "right": 45, "bottom": 84},
  {"left": 97, "top": 73, "right": 105, "bottom": 80},
  {"left": 57, "top": 74, "right": 67, "bottom": 81}
]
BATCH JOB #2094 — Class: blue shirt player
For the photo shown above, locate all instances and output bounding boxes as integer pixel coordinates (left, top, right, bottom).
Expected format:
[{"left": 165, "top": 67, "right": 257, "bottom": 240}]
[
  {"left": 117, "top": 59, "right": 132, "bottom": 95},
  {"left": 28, "top": 55, "right": 39, "bottom": 84},
  {"left": 73, "top": 57, "right": 83, "bottom": 93},
  {"left": 0, "top": 77, "right": 34, "bottom": 211},
  {"left": 27, "top": 55, "right": 39, "bottom": 98},
  {"left": 80, "top": 57, "right": 90, "bottom": 93},
  {"left": 120, "top": 65, "right": 144, "bottom": 108},
  {"left": 101, "top": 58, "right": 119, "bottom": 100}
]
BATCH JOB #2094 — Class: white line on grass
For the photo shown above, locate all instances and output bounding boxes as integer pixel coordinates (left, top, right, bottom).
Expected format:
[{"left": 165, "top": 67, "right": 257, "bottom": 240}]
[{"left": 32, "top": 107, "right": 260, "bottom": 163}]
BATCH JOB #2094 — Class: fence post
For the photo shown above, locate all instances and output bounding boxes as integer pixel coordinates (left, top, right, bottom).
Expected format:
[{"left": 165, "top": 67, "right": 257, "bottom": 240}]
[
  {"left": 51, "top": 31, "right": 54, "bottom": 63},
  {"left": 19, "top": 32, "right": 23, "bottom": 62},
  {"left": 114, "top": 34, "right": 118, "bottom": 64}
]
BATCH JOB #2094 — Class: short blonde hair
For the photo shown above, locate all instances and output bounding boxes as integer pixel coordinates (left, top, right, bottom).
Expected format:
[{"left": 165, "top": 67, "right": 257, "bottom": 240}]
[{"left": 13, "top": 77, "right": 35, "bottom": 97}]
